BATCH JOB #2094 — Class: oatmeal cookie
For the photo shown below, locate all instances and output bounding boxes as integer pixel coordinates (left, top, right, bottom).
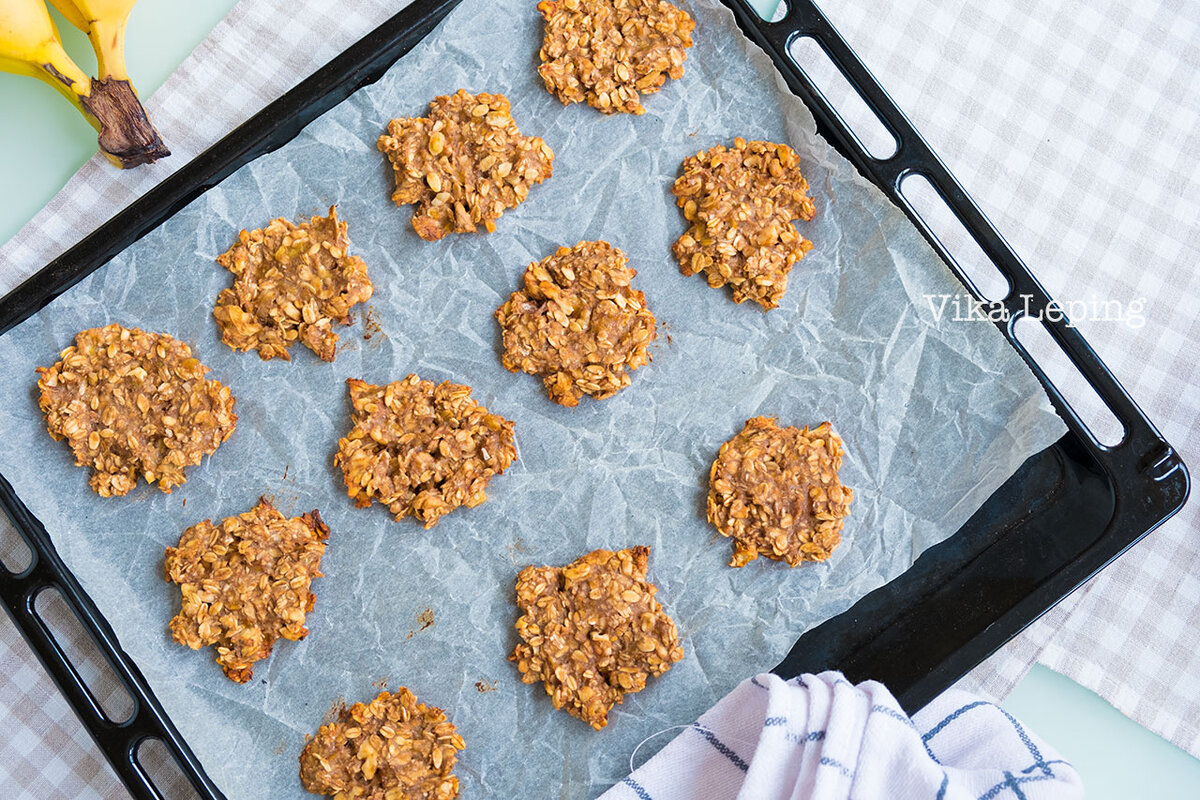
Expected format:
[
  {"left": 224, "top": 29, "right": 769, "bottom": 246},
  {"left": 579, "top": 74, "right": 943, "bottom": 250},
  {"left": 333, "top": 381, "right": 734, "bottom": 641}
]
[
  {"left": 537, "top": 0, "right": 695, "bottom": 115},
  {"left": 511, "top": 546, "right": 684, "bottom": 730},
  {"left": 165, "top": 497, "right": 329, "bottom": 683},
  {"left": 214, "top": 206, "right": 374, "bottom": 362},
  {"left": 672, "top": 137, "right": 817, "bottom": 310},
  {"left": 334, "top": 375, "right": 517, "bottom": 528},
  {"left": 299, "top": 689, "right": 464, "bottom": 800},
  {"left": 378, "top": 89, "right": 554, "bottom": 241},
  {"left": 36, "top": 323, "right": 237, "bottom": 497},
  {"left": 708, "top": 417, "right": 853, "bottom": 567},
  {"left": 496, "top": 241, "right": 657, "bottom": 407}
]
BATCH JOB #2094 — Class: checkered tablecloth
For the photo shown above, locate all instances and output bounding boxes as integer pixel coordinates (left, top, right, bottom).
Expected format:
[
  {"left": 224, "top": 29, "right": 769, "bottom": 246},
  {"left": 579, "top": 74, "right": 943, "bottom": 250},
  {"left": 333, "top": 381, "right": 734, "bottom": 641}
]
[{"left": 1, "top": 0, "right": 1197, "bottom": 796}]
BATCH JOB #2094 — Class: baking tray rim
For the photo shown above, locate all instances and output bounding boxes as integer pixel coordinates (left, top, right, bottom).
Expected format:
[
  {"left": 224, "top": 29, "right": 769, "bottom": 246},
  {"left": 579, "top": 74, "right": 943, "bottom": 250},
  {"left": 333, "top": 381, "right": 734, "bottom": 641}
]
[{"left": 0, "top": 0, "right": 1189, "bottom": 798}]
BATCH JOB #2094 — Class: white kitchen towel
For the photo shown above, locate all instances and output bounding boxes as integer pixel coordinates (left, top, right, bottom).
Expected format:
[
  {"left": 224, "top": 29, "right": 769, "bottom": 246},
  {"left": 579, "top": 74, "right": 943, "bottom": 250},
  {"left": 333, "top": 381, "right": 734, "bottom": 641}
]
[{"left": 600, "top": 672, "right": 1084, "bottom": 800}]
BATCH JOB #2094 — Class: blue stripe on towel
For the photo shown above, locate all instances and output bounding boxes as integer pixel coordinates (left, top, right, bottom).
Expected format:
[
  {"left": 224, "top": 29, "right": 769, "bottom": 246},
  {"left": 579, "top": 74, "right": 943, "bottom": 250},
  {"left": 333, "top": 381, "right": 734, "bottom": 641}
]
[
  {"left": 870, "top": 703, "right": 916, "bottom": 729},
  {"left": 785, "top": 730, "right": 826, "bottom": 746},
  {"left": 922, "top": 701, "right": 991, "bottom": 743},
  {"left": 818, "top": 755, "right": 854, "bottom": 779},
  {"left": 998, "top": 706, "right": 1049, "bottom": 775},
  {"left": 935, "top": 772, "right": 949, "bottom": 800},
  {"left": 976, "top": 772, "right": 1055, "bottom": 800},
  {"left": 691, "top": 724, "right": 750, "bottom": 772},
  {"left": 622, "top": 777, "right": 653, "bottom": 800}
]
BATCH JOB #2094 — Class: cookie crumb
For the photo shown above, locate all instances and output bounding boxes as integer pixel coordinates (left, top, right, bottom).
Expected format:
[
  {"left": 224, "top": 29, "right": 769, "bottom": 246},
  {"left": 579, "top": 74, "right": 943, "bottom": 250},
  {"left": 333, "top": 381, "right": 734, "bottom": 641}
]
[
  {"left": 363, "top": 305, "right": 385, "bottom": 342},
  {"left": 506, "top": 537, "right": 529, "bottom": 562},
  {"left": 320, "top": 697, "right": 347, "bottom": 728}
]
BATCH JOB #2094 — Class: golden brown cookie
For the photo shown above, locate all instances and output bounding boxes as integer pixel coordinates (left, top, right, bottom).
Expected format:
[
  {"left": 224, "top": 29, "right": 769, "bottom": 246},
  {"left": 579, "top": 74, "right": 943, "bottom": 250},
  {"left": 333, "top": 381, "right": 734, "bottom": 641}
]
[
  {"left": 672, "top": 138, "right": 817, "bottom": 310},
  {"left": 334, "top": 375, "right": 517, "bottom": 528},
  {"left": 214, "top": 206, "right": 374, "bottom": 362},
  {"left": 165, "top": 497, "right": 329, "bottom": 683},
  {"left": 708, "top": 417, "right": 853, "bottom": 567},
  {"left": 377, "top": 89, "right": 554, "bottom": 241},
  {"left": 299, "top": 688, "right": 464, "bottom": 800},
  {"left": 496, "top": 241, "right": 657, "bottom": 407},
  {"left": 36, "top": 323, "right": 237, "bottom": 497},
  {"left": 537, "top": 0, "right": 695, "bottom": 115},
  {"left": 511, "top": 546, "right": 684, "bottom": 730}
]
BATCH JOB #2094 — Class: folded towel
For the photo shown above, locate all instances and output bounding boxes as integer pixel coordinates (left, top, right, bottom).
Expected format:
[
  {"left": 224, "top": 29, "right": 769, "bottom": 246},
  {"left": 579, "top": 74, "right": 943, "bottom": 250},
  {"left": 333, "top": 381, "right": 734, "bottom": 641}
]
[{"left": 601, "top": 671, "right": 1083, "bottom": 800}]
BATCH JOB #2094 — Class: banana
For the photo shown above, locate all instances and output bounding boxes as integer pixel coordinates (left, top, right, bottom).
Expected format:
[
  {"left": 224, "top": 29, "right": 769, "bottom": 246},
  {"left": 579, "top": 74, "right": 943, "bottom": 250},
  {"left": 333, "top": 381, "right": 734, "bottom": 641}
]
[
  {"left": 48, "top": 0, "right": 134, "bottom": 81},
  {"left": 0, "top": 0, "right": 93, "bottom": 108},
  {"left": 0, "top": 0, "right": 167, "bottom": 167}
]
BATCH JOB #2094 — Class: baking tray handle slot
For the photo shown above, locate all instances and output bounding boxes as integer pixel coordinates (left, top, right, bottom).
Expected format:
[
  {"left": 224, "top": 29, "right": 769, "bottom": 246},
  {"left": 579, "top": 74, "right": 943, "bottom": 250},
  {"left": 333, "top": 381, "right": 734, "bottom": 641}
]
[
  {"left": 0, "top": 516, "right": 34, "bottom": 575},
  {"left": 134, "top": 737, "right": 204, "bottom": 800},
  {"left": 1011, "top": 315, "right": 1126, "bottom": 447},
  {"left": 785, "top": 34, "right": 899, "bottom": 161},
  {"left": 895, "top": 172, "right": 1011, "bottom": 302},
  {"left": 29, "top": 584, "right": 137, "bottom": 724},
  {"left": 0, "top": 474, "right": 227, "bottom": 800}
]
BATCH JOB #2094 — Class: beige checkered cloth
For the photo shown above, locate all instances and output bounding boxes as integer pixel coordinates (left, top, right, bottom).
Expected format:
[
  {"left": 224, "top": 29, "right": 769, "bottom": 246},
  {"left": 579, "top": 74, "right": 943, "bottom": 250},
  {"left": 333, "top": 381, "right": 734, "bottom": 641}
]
[{"left": 1, "top": 0, "right": 1197, "bottom": 796}]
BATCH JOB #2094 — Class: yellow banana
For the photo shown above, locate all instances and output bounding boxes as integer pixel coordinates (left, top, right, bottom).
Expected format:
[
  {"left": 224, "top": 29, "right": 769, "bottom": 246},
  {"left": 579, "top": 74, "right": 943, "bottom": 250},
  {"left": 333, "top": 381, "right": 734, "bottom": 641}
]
[
  {"left": 0, "top": 0, "right": 167, "bottom": 167},
  {"left": 0, "top": 0, "right": 94, "bottom": 109},
  {"left": 48, "top": 0, "right": 134, "bottom": 81}
]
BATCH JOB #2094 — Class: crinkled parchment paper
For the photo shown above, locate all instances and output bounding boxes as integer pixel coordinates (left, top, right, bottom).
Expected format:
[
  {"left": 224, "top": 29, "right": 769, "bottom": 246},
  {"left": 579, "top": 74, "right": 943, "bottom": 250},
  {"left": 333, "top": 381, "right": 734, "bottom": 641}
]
[{"left": 0, "top": 0, "right": 1065, "bottom": 797}]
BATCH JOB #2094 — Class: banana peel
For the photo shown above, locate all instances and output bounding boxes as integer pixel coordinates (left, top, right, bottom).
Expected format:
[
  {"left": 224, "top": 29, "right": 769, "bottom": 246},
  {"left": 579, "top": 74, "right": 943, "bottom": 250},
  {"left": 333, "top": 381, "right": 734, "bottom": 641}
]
[
  {"left": 49, "top": 0, "right": 132, "bottom": 80},
  {"left": 1, "top": 0, "right": 168, "bottom": 168}
]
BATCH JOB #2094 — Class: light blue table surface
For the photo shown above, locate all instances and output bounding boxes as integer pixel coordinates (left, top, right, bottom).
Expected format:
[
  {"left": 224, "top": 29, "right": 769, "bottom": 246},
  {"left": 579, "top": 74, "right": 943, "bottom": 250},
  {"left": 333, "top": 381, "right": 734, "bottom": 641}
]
[{"left": 2, "top": 1, "right": 1198, "bottom": 798}]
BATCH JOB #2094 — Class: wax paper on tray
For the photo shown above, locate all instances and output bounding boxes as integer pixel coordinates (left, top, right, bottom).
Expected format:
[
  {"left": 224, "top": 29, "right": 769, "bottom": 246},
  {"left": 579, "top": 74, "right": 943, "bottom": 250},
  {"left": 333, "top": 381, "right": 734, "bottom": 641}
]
[{"left": 0, "top": 0, "right": 1065, "bottom": 796}]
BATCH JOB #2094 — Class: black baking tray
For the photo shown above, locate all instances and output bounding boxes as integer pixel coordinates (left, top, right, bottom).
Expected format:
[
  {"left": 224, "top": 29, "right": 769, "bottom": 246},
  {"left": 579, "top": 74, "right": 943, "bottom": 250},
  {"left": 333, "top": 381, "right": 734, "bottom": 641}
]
[{"left": 0, "top": 1, "right": 1188, "bottom": 798}]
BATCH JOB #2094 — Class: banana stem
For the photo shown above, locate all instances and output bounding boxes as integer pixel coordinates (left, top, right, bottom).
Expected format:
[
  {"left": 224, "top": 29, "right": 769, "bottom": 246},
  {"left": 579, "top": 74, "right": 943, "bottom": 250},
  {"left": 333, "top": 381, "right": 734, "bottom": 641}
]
[
  {"left": 87, "top": 16, "right": 128, "bottom": 81},
  {"left": 78, "top": 77, "right": 169, "bottom": 167}
]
